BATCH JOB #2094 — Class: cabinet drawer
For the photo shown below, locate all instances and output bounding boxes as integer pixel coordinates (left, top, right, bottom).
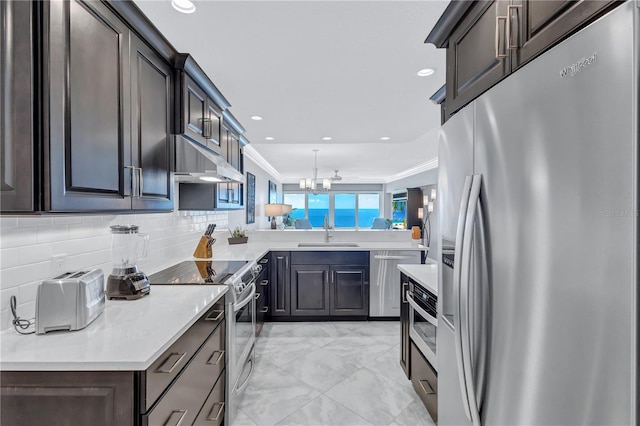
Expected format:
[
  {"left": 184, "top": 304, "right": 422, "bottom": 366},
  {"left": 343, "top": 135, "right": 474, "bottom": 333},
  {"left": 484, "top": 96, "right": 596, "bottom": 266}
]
[
  {"left": 144, "top": 301, "right": 224, "bottom": 411},
  {"left": 410, "top": 341, "right": 437, "bottom": 422},
  {"left": 194, "top": 371, "right": 225, "bottom": 425},
  {"left": 144, "top": 320, "right": 226, "bottom": 426}
]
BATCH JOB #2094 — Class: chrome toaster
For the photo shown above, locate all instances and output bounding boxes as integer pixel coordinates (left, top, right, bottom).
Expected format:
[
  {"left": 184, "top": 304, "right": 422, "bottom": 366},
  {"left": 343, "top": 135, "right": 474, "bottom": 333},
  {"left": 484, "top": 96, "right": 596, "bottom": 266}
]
[{"left": 36, "top": 269, "right": 105, "bottom": 335}]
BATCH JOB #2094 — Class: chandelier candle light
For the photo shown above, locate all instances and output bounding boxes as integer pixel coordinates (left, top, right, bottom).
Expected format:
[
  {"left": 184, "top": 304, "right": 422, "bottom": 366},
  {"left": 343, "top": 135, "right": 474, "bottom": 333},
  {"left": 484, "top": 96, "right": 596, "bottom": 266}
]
[{"left": 300, "top": 149, "right": 331, "bottom": 195}]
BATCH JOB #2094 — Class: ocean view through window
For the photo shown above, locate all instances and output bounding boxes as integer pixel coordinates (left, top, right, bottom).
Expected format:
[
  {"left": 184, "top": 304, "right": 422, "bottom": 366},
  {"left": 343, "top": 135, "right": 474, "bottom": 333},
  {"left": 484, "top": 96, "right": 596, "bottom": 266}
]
[{"left": 283, "top": 192, "right": 381, "bottom": 229}]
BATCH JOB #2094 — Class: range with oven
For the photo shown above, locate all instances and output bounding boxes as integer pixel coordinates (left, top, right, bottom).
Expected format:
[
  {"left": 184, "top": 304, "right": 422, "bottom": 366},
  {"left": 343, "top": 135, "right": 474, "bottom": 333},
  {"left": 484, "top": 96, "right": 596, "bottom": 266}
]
[{"left": 148, "top": 259, "right": 261, "bottom": 425}]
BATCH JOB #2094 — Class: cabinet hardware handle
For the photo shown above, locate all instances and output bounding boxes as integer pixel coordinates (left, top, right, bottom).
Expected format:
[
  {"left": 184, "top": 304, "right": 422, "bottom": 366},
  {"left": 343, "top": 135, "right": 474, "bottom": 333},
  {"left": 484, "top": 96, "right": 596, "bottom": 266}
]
[
  {"left": 260, "top": 279, "right": 269, "bottom": 286},
  {"left": 207, "top": 350, "right": 225, "bottom": 365},
  {"left": 255, "top": 293, "right": 260, "bottom": 300},
  {"left": 125, "top": 166, "right": 135, "bottom": 197},
  {"left": 155, "top": 352, "right": 186, "bottom": 373},
  {"left": 506, "top": 5, "right": 521, "bottom": 50},
  {"left": 202, "top": 117, "right": 211, "bottom": 139},
  {"left": 285, "top": 256, "right": 289, "bottom": 269},
  {"left": 260, "top": 307, "right": 269, "bottom": 313},
  {"left": 495, "top": 15, "right": 508, "bottom": 58},
  {"left": 137, "top": 167, "right": 143, "bottom": 197},
  {"left": 419, "top": 379, "right": 435, "bottom": 395},
  {"left": 259, "top": 258, "right": 269, "bottom": 264},
  {"left": 206, "top": 402, "right": 225, "bottom": 422},
  {"left": 402, "top": 282, "right": 409, "bottom": 303},
  {"left": 165, "top": 409, "right": 187, "bottom": 426},
  {"left": 205, "top": 310, "right": 224, "bottom": 322}
]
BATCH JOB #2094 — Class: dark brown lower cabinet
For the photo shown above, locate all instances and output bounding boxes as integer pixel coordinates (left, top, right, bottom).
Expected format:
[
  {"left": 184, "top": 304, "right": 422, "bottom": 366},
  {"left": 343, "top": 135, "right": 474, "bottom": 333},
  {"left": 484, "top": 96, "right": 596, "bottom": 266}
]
[
  {"left": 291, "top": 264, "right": 331, "bottom": 316},
  {"left": 410, "top": 341, "right": 438, "bottom": 422},
  {"left": 1, "top": 302, "right": 226, "bottom": 426}
]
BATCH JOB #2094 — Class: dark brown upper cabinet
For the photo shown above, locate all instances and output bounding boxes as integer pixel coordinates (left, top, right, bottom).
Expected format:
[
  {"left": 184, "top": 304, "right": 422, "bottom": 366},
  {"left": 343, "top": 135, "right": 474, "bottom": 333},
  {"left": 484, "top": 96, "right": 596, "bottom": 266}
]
[
  {"left": 427, "top": 0, "right": 622, "bottom": 121},
  {"left": 1, "top": 1, "right": 35, "bottom": 212},
  {"left": 174, "top": 54, "right": 229, "bottom": 156},
  {"left": 2, "top": 0, "right": 176, "bottom": 213}
]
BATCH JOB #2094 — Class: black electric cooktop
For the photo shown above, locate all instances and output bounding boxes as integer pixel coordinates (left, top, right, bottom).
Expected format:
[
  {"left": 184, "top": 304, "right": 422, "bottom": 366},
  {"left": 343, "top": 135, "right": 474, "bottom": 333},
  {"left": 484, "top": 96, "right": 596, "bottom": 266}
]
[{"left": 148, "top": 260, "right": 248, "bottom": 285}]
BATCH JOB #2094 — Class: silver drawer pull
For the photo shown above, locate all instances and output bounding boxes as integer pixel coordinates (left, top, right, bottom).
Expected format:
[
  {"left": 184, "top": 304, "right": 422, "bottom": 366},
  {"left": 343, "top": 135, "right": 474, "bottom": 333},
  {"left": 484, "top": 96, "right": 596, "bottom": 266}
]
[
  {"left": 255, "top": 293, "right": 260, "bottom": 300},
  {"left": 205, "top": 310, "right": 224, "bottom": 322},
  {"left": 260, "top": 279, "right": 269, "bottom": 286},
  {"left": 207, "top": 350, "right": 225, "bottom": 365},
  {"left": 419, "top": 379, "right": 435, "bottom": 395},
  {"left": 207, "top": 402, "right": 225, "bottom": 422},
  {"left": 259, "top": 258, "right": 269, "bottom": 264},
  {"left": 155, "top": 352, "right": 186, "bottom": 374},
  {"left": 164, "top": 409, "right": 187, "bottom": 426},
  {"left": 260, "top": 307, "right": 269, "bottom": 313}
]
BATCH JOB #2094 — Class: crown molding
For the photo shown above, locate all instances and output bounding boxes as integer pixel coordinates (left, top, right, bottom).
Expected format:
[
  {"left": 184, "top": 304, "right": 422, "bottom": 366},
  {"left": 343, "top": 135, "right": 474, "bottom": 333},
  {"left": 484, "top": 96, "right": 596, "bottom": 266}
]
[
  {"left": 385, "top": 158, "right": 439, "bottom": 183},
  {"left": 243, "top": 146, "right": 283, "bottom": 182}
]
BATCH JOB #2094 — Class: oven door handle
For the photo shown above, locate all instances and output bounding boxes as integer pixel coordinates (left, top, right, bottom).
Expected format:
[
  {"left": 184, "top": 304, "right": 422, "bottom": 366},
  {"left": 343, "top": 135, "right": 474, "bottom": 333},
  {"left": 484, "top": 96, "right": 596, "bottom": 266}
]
[
  {"left": 234, "top": 282, "right": 256, "bottom": 312},
  {"left": 406, "top": 292, "right": 438, "bottom": 327}
]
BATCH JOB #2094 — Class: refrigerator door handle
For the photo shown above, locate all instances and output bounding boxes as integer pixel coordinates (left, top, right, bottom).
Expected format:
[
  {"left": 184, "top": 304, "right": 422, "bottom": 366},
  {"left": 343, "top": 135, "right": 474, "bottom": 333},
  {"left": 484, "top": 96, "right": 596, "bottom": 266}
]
[
  {"left": 461, "top": 174, "right": 483, "bottom": 426},
  {"left": 474, "top": 191, "right": 489, "bottom": 410},
  {"left": 454, "top": 175, "right": 474, "bottom": 421}
]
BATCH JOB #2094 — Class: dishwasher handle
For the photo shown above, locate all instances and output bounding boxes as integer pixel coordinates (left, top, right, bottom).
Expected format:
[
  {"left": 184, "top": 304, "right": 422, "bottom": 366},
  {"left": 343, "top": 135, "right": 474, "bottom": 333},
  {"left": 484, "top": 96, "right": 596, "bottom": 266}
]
[{"left": 373, "top": 255, "right": 418, "bottom": 260}]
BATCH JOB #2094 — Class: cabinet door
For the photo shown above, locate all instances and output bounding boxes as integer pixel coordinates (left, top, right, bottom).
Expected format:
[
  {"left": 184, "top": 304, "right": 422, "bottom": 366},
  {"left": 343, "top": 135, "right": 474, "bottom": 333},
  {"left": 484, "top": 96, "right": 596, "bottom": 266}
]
[
  {"left": 400, "top": 274, "right": 411, "bottom": 378},
  {"left": 205, "top": 100, "right": 222, "bottom": 152},
  {"left": 515, "top": 0, "right": 619, "bottom": 68},
  {"left": 446, "top": 0, "right": 510, "bottom": 115},
  {"left": 291, "top": 265, "right": 331, "bottom": 316},
  {"left": 130, "top": 36, "right": 174, "bottom": 211},
  {"left": 330, "top": 265, "right": 369, "bottom": 316},
  {"left": 183, "top": 75, "right": 208, "bottom": 145},
  {"left": 229, "top": 131, "right": 240, "bottom": 170},
  {"left": 47, "top": 0, "right": 132, "bottom": 211},
  {"left": 270, "top": 252, "right": 290, "bottom": 316},
  {"left": 0, "top": 0, "right": 35, "bottom": 212},
  {"left": 219, "top": 124, "right": 229, "bottom": 166}
]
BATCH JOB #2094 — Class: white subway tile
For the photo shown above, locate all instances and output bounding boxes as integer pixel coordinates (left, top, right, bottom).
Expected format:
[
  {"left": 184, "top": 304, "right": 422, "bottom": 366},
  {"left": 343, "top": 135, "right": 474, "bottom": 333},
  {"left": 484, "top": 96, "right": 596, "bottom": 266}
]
[
  {"left": 18, "top": 281, "right": 39, "bottom": 303},
  {"left": 52, "top": 216, "right": 82, "bottom": 225},
  {"left": 1, "top": 264, "right": 42, "bottom": 289},
  {"left": 81, "top": 215, "right": 105, "bottom": 223},
  {"left": 1, "top": 247, "right": 21, "bottom": 269},
  {"left": 0, "top": 217, "right": 19, "bottom": 229},
  {"left": 18, "top": 243, "right": 53, "bottom": 265},
  {"left": 1, "top": 308, "right": 12, "bottom": 331},
  {"left": 67, "top": 223, "right": 98, "bottom": 240},
  {"left": 36, "top": 225, "right": 68, "bottom": 244},
  {"left": 1, "top": 227, "right": 38, "bottom": 248},
  {"left": 18, "top": 216, "right": 53, "bottom": 228}
]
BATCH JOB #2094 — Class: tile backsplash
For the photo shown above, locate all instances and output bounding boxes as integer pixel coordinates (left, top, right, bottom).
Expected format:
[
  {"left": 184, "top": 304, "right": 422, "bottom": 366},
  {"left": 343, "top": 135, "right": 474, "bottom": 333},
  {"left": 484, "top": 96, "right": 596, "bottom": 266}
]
[{"left": 0, "top": 210, "right": 229, "bottom": 331}]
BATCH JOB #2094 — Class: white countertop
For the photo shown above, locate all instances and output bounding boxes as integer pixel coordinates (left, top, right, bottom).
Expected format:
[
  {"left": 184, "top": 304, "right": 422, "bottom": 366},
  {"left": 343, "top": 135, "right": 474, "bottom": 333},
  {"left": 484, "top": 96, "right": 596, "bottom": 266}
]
[
  {"left": 210, "top": 241, "right": 426, "bottom": 262},
  {"left": 0, "top": 286, "right": 227, "bottom": 371},
  {"left": 398, "top": 263, "right": 438, "bottom": 295}
]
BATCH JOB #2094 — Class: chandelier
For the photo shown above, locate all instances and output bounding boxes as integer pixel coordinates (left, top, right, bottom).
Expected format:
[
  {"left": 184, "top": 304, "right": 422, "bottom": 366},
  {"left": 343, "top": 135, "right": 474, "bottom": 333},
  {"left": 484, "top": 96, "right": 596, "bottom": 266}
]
[{"left": 299, "top": 149, "right": 331, "bottom": 194}]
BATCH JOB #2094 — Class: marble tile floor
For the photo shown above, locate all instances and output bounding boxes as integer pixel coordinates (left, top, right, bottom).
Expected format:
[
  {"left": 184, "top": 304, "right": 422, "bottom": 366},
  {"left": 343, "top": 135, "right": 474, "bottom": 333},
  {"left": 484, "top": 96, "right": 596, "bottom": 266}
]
[{"left": 232, "top": 321, "right": 436, "bottom": 426}]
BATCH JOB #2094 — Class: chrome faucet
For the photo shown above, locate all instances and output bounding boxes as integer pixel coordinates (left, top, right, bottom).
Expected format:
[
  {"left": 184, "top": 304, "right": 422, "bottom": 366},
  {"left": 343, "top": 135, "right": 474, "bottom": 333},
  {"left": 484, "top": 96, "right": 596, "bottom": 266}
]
[{"left": 323, "top": 215, "right": 334, "bottom": 243}]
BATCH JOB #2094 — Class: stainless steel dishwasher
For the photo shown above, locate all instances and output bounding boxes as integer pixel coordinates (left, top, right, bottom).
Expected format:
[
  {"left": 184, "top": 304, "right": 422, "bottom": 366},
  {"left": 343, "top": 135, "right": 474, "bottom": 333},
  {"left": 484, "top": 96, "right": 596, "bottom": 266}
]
[{"left": 370, "top": 250, "right": 421, "bottom": 317}]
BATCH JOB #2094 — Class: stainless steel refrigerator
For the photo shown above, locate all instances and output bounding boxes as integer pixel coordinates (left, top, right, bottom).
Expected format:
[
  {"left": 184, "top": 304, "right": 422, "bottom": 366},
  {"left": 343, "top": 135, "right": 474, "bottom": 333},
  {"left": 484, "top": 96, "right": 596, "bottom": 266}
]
[{"left": 437, "top": 2, "right": 638, "bottom": 425}]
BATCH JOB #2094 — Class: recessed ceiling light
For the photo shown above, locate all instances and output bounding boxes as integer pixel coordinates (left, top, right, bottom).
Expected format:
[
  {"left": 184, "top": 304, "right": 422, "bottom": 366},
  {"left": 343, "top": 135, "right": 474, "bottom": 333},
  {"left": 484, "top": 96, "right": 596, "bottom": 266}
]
[
  {"left": 322, "top": 137, "right": 332, "bottom": 141},
  {"left": 265, "top": 137, "right": 275, "bottom": 141},
  {"left": 250, "top": 115, "right": 263, "bottom": 121},
  {"left": 171, "top": 0, "right": 196, "bottom": 14},
  {"left": 417, "top": 68, "right": 435, "bottom": 77},
  {"left": 380, "top": 136, "right": 390, "bottom": 140}
]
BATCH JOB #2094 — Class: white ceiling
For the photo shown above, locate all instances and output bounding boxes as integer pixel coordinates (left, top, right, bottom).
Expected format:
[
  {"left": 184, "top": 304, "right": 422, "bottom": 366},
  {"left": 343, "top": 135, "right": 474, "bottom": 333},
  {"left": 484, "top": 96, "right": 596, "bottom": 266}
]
[{"left": 134, "top": 0, "right": 448, "bottom": 183}]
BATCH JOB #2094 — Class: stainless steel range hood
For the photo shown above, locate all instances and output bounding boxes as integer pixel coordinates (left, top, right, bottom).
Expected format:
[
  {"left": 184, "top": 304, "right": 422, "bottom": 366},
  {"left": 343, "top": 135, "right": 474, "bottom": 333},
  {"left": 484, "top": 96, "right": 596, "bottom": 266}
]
[{"left": 175, "top": 135, "right": 244, "bottom": 184}]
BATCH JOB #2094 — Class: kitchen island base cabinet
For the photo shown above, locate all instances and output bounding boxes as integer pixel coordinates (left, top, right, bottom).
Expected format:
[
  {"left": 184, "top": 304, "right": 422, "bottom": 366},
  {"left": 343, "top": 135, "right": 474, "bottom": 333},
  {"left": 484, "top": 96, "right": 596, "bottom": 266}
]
[
  {"left": 270, "top": 251, "right": 291, "bottom": 317},
  {"left": 400, "top": 273, "right": 411, "bottom": 378},
  {"left": 0, "top": 371, "right": 135, "bottom": 426},
  {"left": 291, "top": 265, "right": 331, "bottom": 316},
  {"left": 410, "top": 341, "right": 437, "bottom": 423},
  {"left": 0, "top": 301, "right": 226, "bottom": 426}
]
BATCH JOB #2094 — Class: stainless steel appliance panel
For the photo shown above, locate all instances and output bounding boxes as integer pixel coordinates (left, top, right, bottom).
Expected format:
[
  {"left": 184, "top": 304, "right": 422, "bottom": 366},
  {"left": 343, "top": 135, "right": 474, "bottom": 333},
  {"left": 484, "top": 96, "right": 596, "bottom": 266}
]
[
  {"left": 437, "top": 101, "right": 476, "bottom": 426},
  {"left": 370, "top": 250, "right": 421, "bottom": 317},
  {"left": 472, "top": 4, "right": 636, "bottom": 424}
]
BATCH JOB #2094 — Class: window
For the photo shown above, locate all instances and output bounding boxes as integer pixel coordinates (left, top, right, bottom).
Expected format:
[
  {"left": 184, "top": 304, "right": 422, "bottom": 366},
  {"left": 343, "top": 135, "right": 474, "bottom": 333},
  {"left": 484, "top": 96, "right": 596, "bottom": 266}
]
[
  {"left": 334, "top": 193, "right": 356, "bottom": 228},
  {"left": 358, "top": 193, "right": 380, "bottom": 228},
  {"left": 282, "top": 191, "right": 382, "bottom": 229},
  {"left": 308, "top": 193, "right": 329, "bottom": 227}
]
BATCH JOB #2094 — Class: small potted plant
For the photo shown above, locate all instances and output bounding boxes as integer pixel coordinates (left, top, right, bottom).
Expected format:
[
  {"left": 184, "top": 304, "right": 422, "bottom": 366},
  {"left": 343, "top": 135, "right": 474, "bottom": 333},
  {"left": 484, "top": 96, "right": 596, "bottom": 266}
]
[{"left": 228, "top": 226, "right": 248, "bottom": 245}]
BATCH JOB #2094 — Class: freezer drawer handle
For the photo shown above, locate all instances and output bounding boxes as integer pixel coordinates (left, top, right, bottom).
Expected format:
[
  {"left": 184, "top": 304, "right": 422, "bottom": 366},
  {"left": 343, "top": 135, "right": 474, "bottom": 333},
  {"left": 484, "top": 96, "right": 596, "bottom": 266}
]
[
  {"left": 419, "top": 379, "right": 435, "bottom": 395},
  {"left": 260, "top": 307, "right": 269, "bottom": 313},
  {"left": 206, "top": 350, "right": 225, "bottom": 365},
  {"left": 164, "top": 409, "right": 187, "bottom": 426},
  {"left": 155, "top": 352, "right": 187, "bottom": 374},
  {"left": 260, "top": 279, "right": 269, "bottom": 286},
  {"left": 205, "top": 310, "right": 224, "bottom": 322},
  {"left": 207, "top": 402, "right": 225, "bottom": 422}
]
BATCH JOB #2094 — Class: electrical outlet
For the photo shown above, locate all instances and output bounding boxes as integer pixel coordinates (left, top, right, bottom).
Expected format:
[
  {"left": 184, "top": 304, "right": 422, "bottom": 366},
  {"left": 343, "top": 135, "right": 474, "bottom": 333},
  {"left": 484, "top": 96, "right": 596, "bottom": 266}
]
[{"left": 51, "top": 254, "right": 67, "bottom": 276}]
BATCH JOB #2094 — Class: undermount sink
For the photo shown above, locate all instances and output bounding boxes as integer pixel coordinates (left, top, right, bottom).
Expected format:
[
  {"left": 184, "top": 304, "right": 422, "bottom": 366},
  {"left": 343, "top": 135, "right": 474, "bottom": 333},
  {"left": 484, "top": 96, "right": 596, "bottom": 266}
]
[{"left": 297, "top": 242, "right": 360, "bottom": 247}]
